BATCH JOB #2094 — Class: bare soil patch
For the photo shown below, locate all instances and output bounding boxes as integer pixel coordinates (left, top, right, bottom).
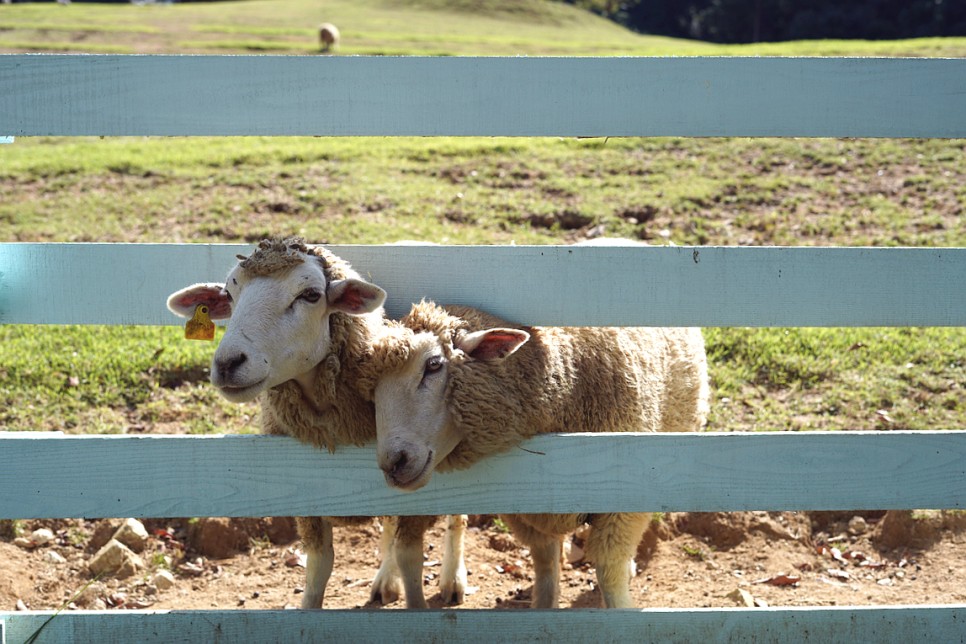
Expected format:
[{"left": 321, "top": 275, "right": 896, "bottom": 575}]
[{"left": 4, "top": 510, "right": 964, "bottom": 613}]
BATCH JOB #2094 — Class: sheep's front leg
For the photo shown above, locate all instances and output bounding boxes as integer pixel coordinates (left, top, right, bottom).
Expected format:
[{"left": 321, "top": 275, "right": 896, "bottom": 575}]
[
  {"left": 369, "top": 516, "right": 404, "bottom": 605},
  {"left": 585, "top": 512, "right": 650, "bottom": 609},
  {"left": 439, "top": 514, "right": 468, "bottom": 605},
  {"left": 395, "top": 515, "right": 439, "bottom": 609},
  {"left": 297, "top": 517, "right": 334, "bottom": 609},
  {"left": 528, "top": 535, "right": 562, "bottom": 608},
  {"left": 593, "top": 558, "right": 635, "bottom": 608},
  {"left": 501, "top": 514, "right": 561, "bottom": 608}
]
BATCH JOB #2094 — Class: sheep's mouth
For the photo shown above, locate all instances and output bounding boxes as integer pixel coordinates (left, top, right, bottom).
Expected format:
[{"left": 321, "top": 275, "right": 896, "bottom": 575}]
[
  {"left": 217, "top": 378, "right": 267, "bottom": 401},
  {"left": 386, "top": 450, "right": 434, "bottom": 491}
]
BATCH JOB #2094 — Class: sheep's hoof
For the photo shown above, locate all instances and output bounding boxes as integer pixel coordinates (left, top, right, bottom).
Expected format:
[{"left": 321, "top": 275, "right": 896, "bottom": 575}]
[
  {"left": 440, "top": 587, "right": 464, "bottom": 605},
  {"left": 369, "top": 580, "right": 402, "bottom": 605},
  {"left": 439, "top": 580, "right": 465, "bottom": 605}
]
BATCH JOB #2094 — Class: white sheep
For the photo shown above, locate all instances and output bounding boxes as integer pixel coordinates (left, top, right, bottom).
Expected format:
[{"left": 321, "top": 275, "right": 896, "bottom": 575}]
[
  {"left": 362, "top": 300, "right": 710, "bottom": 608},
  {"left": 167, "top": 238, "right": 466, "bottom": 609},
  {"left": 319, "top": 22, "right": 340, "bottom": 53}
]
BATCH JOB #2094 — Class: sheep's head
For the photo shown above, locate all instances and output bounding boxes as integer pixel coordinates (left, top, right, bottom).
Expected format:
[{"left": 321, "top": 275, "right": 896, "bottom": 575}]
[
  {"left": 370, "top": 303, "right": 529, "bottom": 491},
  {"left": 166, "top": 238, "right": 386, "bottom": 403}
]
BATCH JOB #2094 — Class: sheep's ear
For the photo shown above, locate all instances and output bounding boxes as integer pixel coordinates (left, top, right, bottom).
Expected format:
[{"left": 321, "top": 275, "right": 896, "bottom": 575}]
[
  {"left": 167, "top": 283, "right": 231, "bottom": 320},
  {"left": 456, "top": 328, "right": 530, "bottom": 362},
  {"left": 327, "top": 278, "right": 386, "bottom": 315}
]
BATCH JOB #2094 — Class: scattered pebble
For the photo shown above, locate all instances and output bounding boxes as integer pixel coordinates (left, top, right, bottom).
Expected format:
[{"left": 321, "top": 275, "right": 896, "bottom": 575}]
[
  {"left": 848, "top": 516, "right": 868, "bottom": 536},
  {"left": 113, "top": 518, "right": 149, "bottom": 553},
  {"left": 44, "top": 550, "right": 67, "bottom": 564},
  {"left": 726, "top": 587, "right": 755, "bottom": 607},
  {"left": 153, "top": 570, "right": 176, "bottom": 591},
  {"left": 89, "top": 539, "right": 144, "bottom": 579}
]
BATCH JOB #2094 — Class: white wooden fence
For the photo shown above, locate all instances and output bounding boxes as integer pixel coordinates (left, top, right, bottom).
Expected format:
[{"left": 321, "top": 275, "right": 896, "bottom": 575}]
[{"left": 1, "top": 55, "right": 965, "bottom": 643}]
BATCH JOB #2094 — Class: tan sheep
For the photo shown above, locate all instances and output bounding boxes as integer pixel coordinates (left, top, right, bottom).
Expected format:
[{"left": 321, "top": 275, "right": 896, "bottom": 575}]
[
  {"left": 363, "top": 301, "right": 710, "bottom": 608},
  {"left": 167, "top": 239, "right": 466, "bottom": 609},
  {"left": 319, "top": 22, "right": 340, "bottom": 53}
]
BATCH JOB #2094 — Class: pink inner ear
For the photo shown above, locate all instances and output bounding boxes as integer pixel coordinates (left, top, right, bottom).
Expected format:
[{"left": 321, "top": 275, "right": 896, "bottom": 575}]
[
  {"left": 178, "top": 290, "right": 231, "bottom": 319},
  {"left": 331, "top": 281, "right": 383, "bottom": 314},
  {"left": 338, "top": 288, "right": 366, "bottom": 312},
  {"left": 470, "top": 331, "right": 527, "bottom": 361}
]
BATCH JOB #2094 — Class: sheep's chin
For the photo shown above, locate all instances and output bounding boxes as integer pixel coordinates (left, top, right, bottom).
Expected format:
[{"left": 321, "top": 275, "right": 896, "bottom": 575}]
[{"left": 217, "top": 379, "right": 267, "bottom": 402}]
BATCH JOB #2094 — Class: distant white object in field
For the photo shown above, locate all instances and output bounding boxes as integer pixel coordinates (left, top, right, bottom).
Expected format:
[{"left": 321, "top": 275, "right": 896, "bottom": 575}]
[{"left": 319, "top": 22, "right": 340, "bottom": 53}]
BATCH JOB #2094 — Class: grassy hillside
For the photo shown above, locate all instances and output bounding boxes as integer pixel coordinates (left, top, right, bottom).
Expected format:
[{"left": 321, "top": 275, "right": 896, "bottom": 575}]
[
  {"left": 1, "top": 0, "right": 965, "bottom": 56},
  {"left": 1, "top": 0, "right": 964, "bottom": 438}
]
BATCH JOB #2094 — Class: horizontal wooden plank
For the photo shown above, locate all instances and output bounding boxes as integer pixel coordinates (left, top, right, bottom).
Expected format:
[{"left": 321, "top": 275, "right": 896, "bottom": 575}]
[
  {"left": 3, "top": 606, "right": 965, "bottom": 644},
  {"left": 1, "top": 431, "right": 964, "bottom": 519},
  {"left": 1, "top": 56, "right": 965, "bottom": 138},
  {"left": 2, "top": 243, "right": 965, "bottom": 327}
]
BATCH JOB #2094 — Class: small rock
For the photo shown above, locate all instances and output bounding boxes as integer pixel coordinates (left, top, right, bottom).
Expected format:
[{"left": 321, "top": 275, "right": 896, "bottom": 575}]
[
  {"left": 112, "top": 518, "right": 149, "bottom": 553},
  {"left": 93, "top": 598, "right": 108, "bottom": 610},
  {"left": 44, "top": 550, "right": 67, "bottom": 564},
  {"left": 30, "top": 528, "right": 55, "bottom": 547},
  {"left": 153, "top": 569, "right": 176, "bottom": 590},
  {"left": 72, "top": 581, "right": 107, "bottom": 608},
  {"left": 88, "top": 520, "right": 122, "bottom": 552},
  {"left": 488, "top": 533, "right": 516, "bottom": 553},
  {"left": 727, "top": 588, "right": 756, "bottom": 607},
  {"left": 13, "top": 537, "right": 35, "bottom": 549},
  {"left": 88, "top": 539, "right": 144, "bottom": 579},
  {"left": 848, "top": 516, "right": 868, "bottom": 536},
  {"left": 16, "top": 599, "right": 28, "bottom": 611}
]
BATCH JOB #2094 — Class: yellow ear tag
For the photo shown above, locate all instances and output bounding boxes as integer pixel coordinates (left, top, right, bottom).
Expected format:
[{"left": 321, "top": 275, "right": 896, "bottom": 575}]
[{"left": 185, "top": 304, "right": 215, "bottom": 341}]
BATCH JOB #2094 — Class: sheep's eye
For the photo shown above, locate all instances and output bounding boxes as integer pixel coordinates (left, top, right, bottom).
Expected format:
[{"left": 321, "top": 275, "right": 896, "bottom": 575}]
[
  {"left": 297, "top": 288, "right": 322, "bottom": 304},
  {"left": 424, "top": 355, "right": 445, "bottom": 376}
]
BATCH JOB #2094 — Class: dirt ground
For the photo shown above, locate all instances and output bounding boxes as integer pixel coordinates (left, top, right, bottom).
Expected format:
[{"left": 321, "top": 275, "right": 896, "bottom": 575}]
[{"left": 3, "top": 510, "right": 965, "bottom": 613}]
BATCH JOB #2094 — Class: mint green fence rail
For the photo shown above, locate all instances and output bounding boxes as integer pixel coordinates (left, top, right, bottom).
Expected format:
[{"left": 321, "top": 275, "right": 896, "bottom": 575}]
[{"left": 1, "top": 55, "right": 965, "bottom": 643}]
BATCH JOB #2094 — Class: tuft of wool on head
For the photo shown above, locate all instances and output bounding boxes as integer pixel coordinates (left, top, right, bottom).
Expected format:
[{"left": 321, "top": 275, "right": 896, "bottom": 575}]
[
  {"left": 355, "top": 321, "right": 417, "bottom": 401},
  {"left": 234, "top": 237, "right": 353, "bottom": 284},
  {"left": 237, "top": 237, "right": 308, "bottom": 276}
]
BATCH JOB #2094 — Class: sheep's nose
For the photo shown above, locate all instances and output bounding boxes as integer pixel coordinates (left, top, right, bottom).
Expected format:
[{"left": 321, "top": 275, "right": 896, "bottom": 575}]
[
  {"left": 215, "top": 352, "right": 248, "bottom": 377},
  {"left": 380, "top": 449, "right": 410, "bottom": 478}
]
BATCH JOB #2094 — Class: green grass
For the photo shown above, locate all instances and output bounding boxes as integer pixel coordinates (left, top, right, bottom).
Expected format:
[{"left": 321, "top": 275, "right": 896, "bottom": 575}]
[
  {"left": 1, "top": 0, "right": 964, "bottom": 437},
  {"left": 2, "top": 0, "right": 966, "bottom": 56},
  {"left": 706, "top": 328, "right": 966, "bottom": 432},
  {"left": 0, "top": 325, "right": 257, "bottom": 434}
]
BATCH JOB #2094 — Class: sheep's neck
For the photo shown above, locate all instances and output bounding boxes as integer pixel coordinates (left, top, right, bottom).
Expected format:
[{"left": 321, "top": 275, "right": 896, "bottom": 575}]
[{"left": 292, "top": 367, "right": 331, "bottom": 415}]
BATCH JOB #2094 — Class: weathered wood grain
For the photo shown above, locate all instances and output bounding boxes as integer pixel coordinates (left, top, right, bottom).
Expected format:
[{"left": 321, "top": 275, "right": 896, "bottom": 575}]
[
  {"left": 1, "top": 431, "right": 963, "bottom": 520},
  {"left": 2, "top": 243, "right": 964, "bottom": 327},
  {"left": 3, "top": 606, "right": 965, "bottom": 644},
  {"left": 2, "top": 56, "right": 965, "bottom": 137}
]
